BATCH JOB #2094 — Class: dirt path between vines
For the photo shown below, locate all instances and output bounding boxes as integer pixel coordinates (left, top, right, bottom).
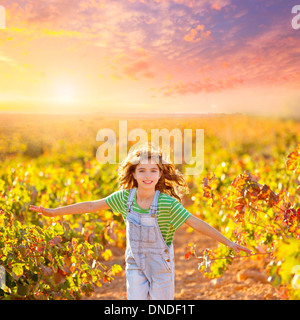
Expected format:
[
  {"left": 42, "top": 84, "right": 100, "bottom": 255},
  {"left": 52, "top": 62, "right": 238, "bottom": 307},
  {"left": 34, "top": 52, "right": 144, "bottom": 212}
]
[{"left": 87, "top": 225, "right": 281, "bottom": 300}]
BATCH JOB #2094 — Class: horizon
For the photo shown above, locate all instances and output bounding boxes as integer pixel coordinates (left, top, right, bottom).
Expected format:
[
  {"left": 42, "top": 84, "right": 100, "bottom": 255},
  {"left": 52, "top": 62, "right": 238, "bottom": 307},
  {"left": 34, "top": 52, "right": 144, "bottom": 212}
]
[{"left": 0, "top": 110, "right": 298, "bottom": 121}]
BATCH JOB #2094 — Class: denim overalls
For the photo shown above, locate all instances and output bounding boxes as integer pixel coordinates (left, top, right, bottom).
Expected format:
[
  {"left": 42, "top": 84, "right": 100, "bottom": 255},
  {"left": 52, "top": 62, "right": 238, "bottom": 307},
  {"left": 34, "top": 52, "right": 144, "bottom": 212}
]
[{"left": 125, "top": 188, "right": 175, "bottom": 300}]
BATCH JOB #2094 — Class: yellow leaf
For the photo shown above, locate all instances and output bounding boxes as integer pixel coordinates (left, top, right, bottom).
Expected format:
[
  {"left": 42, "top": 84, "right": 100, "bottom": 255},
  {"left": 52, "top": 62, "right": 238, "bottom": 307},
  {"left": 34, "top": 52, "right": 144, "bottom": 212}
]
[
  {"left": 102, "top": 249, "right": 112, "bottom": 261},
  {"left": 111, "top": 264, "right": 122, "bottom": 276}
]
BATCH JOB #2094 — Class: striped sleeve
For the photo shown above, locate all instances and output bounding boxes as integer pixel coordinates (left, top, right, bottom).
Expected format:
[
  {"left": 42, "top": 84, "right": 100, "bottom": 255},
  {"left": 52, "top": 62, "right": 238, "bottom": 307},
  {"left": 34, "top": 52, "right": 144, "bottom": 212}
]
[
  {"left": 105, "top": 189, "right": 127, "bottom": 218},
  {"left": 169, "top": 198, "right": 191, "bottom": 230}
]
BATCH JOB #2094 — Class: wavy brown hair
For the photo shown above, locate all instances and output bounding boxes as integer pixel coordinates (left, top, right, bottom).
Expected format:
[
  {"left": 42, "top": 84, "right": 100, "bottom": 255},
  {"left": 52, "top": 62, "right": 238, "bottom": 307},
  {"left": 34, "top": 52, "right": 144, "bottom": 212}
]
[{"left": 117, "top": 142, "right": 189, "bottom": 202}]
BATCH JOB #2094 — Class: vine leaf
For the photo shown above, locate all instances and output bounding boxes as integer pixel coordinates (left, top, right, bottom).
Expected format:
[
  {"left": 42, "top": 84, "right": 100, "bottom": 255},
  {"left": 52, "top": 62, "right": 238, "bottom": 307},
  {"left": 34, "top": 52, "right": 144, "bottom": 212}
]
[{"left": 286, "top": 143, "right": 300, "bottom": 174}]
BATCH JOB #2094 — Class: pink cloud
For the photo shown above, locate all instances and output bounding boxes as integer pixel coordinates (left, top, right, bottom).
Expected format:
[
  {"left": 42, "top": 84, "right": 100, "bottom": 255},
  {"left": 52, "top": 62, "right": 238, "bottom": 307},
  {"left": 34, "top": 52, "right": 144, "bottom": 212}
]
[
  {"left": 156, "top": 76, "right": 244, "bottom": 96},
  {"left": 183, "top": 24, "right": 211, "bottom": 42},
  {"left": 211, "top": 3, "right": 222, "bottom": 10},
  {"left": 122, "top": 59, "right": 154, "bottom": 80},
  {"left": 211, "top": 0, "right": 231, "bottom": 10}
]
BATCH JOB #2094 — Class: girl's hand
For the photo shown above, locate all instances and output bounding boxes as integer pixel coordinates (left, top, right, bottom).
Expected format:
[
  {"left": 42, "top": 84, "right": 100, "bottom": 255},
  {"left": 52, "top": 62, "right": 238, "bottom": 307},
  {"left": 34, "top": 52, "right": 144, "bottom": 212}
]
[
  {"left": 29, "top": 205, "right": 56, "bottom": 217},
  {"left": 227, "top": 241, "right": 252, "bottom": 255}
]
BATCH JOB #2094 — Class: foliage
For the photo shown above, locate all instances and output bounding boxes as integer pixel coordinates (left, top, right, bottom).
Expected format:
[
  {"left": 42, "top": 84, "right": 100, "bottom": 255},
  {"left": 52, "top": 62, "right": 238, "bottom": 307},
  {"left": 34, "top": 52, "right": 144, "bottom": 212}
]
[
  {"left": 185, "top": 142, "right": 300, "bottom": 299},
  {"left": 1, "top": 113, "right": 300, "bottom": 299},
  {"left": 0, "top": 207, "right": 122, "bottom": 299},
  {"left": 0, "top": 133, "right": 125, "bottom": 299}
]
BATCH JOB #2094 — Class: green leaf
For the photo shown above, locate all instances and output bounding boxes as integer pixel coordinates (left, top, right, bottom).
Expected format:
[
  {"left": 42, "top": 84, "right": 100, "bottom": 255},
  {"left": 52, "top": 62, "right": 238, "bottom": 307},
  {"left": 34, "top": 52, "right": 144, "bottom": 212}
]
[
  {"left": 12, "top": 264, "right": 24, "bottom": 277},
  {"left": 81, "top": 263, "right": 89, "bottom": 271},
  {"left": 53, "top": 222, "right": 64, "bottom": 235}
]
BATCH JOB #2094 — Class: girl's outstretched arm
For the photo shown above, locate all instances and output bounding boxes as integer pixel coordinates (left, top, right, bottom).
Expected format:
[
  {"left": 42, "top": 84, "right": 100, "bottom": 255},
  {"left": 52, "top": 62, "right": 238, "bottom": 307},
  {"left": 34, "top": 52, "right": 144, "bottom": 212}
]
[
  {"left": 185, "top": 215, "right": 251, "bottom": 254},
  {"left": 29, "top": 198, "right": 110, "bottom": 217}
]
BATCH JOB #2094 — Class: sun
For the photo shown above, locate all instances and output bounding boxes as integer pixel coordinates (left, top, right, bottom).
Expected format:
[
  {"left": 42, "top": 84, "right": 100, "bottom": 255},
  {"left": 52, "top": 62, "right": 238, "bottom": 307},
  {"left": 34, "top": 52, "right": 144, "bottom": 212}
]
[{"left": 53, "top": 81, "right": 77, "bottom": 104}]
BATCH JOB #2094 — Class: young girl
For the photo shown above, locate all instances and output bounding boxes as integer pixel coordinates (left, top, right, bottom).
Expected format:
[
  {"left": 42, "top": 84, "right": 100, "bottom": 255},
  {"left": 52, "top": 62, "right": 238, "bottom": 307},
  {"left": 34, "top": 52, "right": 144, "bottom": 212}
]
[{"left": 30, "top": 143, "right": 251, "bottom": 300}]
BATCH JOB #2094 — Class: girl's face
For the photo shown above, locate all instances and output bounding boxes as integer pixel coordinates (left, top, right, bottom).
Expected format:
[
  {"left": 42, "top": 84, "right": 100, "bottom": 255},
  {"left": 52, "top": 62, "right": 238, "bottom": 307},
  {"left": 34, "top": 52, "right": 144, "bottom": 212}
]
[{"left": 133, "top": 161, "right": 162, "bottom": 189}]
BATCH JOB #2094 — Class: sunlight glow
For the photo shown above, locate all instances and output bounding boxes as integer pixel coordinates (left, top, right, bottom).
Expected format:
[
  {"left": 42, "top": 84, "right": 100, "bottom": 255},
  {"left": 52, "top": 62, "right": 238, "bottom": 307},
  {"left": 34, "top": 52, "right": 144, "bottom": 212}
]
[{"left": 53, "top": 81, "right": 77, "bottom": 104}]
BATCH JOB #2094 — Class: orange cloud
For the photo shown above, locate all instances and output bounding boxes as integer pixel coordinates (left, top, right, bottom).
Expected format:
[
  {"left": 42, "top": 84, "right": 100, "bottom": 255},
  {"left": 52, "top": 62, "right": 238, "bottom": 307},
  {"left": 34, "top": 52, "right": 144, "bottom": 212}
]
[
  {"left": 122, "top": 59, "right": 154, "bottom": 80},
  {"left": 198, "top": 65, "right": 213, "bottom": 74},
  {"left": 211, "top": 0, "right": 231, "bottom": 10},
  {"left": 211, "top": 3, "right": 222, "bottom": 10},
  {"left": 156, "top": 76, "right": 244, "bottom": 96},
  {"left": 184, "top": 25, "right": 211, "bottom": 42}
]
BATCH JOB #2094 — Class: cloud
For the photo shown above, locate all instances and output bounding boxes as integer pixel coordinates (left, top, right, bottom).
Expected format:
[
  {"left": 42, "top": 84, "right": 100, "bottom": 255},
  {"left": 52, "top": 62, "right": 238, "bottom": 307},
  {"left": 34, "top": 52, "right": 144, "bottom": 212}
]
[
  {"left": 0, "top": 49, "right": 16, "bottom": 64},
  {"left": 211, "top": 3, "right": 222, "bottom": 10},
  {"left": 0, "top": 48, "right": 27, "bottom": 72},
  {"left": 172, "top": 0, "right": 231, "bottom": 11},
  {"left": 156, "top": 76, "right": 244, "bottom": 96},
  {"left": 210, "top": 0, "right": 231, "bottom": 10},
  {"left": 122, "top": 59, "right": 154, "bottom": 80},
  {"left": 183, "top": 24, "right": 211, "bottom": 42}
]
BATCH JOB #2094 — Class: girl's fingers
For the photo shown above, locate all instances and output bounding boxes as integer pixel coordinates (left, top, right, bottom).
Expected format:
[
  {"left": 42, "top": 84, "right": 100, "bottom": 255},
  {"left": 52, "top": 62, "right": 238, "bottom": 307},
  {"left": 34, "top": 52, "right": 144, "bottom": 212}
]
[
  {"left": 238, "top": 245, "right": 252, "bottom": 255},
  {"left": 29, "top": 205, "right": 40, "bottom": 212},
  {"left": 29, "top": 205, "right": 44, "bottom": 213},
  {"left": 29, "top": 205, "right": 54, "bottom": 217},
  {"left": 240, "top": 245, "right": 251, "bottom": 252},
  {"left": 230, "top": 242, "right": 252, "bottom": 255}
]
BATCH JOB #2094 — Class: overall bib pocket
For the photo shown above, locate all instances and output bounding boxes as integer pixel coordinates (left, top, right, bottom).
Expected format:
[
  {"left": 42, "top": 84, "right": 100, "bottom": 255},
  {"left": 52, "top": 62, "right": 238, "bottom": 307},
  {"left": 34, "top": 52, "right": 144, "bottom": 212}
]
[{"left": 127, "top": 216, "right": 157, "bottom": 243}]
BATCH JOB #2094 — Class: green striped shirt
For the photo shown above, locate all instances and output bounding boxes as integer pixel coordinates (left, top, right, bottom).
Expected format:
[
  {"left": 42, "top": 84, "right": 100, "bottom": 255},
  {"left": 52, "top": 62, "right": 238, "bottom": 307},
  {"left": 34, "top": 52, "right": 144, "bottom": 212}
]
[{"left": 105, "top": 189, "right": 191, "bottom": 246}]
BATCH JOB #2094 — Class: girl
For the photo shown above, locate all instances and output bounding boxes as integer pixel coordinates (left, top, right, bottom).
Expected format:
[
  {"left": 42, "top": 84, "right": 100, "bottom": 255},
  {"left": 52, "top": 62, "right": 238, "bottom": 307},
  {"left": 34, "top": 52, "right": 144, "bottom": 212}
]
[{"left": 30, "top": 143, "right": 251, "bottom": 300}]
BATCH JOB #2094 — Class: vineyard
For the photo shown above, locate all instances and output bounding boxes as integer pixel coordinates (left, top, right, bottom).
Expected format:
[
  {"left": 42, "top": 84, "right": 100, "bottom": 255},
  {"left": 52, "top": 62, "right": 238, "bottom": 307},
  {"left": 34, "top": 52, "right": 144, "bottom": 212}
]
[{"left": 0, "top": 113, "right": 300, "bottom": 300}]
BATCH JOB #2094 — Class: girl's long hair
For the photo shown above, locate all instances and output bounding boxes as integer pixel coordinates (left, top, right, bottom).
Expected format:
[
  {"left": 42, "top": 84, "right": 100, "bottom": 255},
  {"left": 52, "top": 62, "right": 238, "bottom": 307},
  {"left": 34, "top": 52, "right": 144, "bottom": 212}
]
[{"left": 117, "top": 142, "right": 189, "bottom": 202}]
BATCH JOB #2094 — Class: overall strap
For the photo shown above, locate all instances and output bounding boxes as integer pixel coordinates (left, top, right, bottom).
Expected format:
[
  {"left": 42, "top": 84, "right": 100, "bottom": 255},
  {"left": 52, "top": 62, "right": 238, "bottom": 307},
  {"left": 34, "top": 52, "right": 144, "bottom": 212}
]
[
  {"left": 126, "top": 188, "right": 136, "bottom": 212},
  {"left": 149, "top": 190, "right": 160, "bottom": 216},
  {"left": 127, "top": 188, "right": 160, "bottom": 215}
]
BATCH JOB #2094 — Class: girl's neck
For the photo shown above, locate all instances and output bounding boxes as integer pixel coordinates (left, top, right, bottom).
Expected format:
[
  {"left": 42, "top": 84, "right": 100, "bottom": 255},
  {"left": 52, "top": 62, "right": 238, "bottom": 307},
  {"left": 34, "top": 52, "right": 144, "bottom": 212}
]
[{"left": 136, "top": 188, "right": 156, "bottom": 201}]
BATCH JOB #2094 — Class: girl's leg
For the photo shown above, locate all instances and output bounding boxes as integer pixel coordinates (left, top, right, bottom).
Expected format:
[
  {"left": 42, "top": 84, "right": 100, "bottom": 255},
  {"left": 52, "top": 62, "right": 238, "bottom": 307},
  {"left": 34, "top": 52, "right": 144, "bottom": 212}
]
[
  {"left": 126, "top": 268, "right": 150, "bottom": 300},
  {"left": 147, "top": 254, "right": 175, "bottom": 300},
  {"left": 148, "top": 272, "right": 174, "bottom": 300},
  {"left": 125, "top": 249, "right": 149, "bottom": 300}
]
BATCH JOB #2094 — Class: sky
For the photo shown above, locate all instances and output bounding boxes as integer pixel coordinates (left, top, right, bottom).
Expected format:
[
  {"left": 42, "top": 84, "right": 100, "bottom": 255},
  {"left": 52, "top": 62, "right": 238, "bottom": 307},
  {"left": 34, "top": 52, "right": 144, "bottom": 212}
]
[{"left": 0, "top": 0, "right": 299, "bottom": 117}]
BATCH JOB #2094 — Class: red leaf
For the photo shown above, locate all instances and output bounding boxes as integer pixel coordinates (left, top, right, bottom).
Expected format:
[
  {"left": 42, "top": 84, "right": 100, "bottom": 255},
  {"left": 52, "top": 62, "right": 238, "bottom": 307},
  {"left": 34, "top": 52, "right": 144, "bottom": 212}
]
[
  {"left": 41, "top": 264, "right": 52, "bottom": 277},
  {"left": 286, "top": 143, "right": 300, "bottom": 173},
  {"left": 49, "top": 236, "right": 62, "bottom": 247},
  {"left": 37, "top": 245, "right": 45, "bottom": 253},
  {"left": 185, "top": 251, "right": 192, "bottom": 259}
]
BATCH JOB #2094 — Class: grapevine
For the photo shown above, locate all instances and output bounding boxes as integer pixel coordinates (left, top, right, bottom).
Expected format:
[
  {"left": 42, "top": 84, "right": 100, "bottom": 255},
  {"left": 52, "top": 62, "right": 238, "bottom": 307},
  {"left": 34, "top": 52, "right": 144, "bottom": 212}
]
[
  {"left": 0, "top": 207, "right": 122, "bottom": 299},
  {"left": 1, "top": 114, "right": 300, "bottom": 299},
  {"left": 185, "top": 142, "right": 300, "bottom": 299}
]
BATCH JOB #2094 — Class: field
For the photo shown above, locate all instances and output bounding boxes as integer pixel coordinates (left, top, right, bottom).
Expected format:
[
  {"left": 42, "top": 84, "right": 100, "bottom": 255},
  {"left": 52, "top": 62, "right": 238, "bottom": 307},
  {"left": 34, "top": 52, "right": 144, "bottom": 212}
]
[{"left": 0, "top": 112, "right": 300, "bottom": 300}]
